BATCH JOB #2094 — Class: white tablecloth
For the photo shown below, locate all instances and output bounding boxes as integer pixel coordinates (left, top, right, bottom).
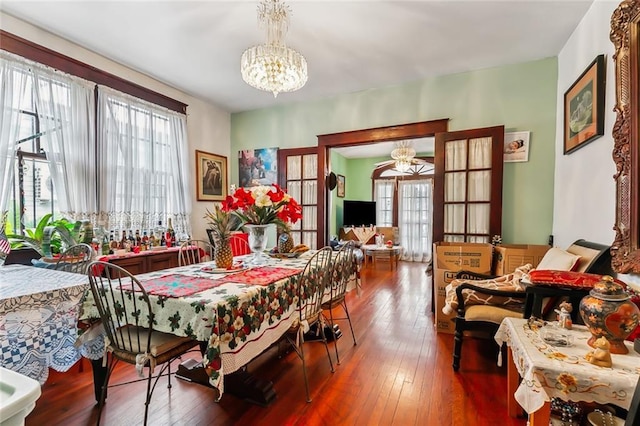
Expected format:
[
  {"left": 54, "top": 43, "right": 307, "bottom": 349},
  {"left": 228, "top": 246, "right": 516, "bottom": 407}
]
[{"left": 495, "top": 317, "right": 640, "bottom": 414}]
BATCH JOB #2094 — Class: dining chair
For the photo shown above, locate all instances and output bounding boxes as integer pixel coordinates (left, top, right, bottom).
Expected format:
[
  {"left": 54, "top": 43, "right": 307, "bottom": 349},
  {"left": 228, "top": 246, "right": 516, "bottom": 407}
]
[
  {"left": 282, "top": 246, "right": 335, "bottom": 402},
  {"left": 178, "top": 239, "right": 214, "bottom": 266},
  {"left": 54, "top": 243, "right": 93, "bottom": 274},
  {"left": 230, "top": 233, "right": 251, "bottom": 257},
  {"left": 87, "top": 260, "right": 199, "bottom": 425},
  {"left": 322, "top": 241, "right": 357, "bottom": 364}
]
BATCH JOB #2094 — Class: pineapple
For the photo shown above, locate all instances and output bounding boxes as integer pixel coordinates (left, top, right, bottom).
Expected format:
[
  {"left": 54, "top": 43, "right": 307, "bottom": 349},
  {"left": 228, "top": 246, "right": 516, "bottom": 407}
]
[
  {"left": 277, "top": 223, "right": 294, "bottom": 254},
  {"left": 205, "top": 206, "right": 236, "bottom": 269}
]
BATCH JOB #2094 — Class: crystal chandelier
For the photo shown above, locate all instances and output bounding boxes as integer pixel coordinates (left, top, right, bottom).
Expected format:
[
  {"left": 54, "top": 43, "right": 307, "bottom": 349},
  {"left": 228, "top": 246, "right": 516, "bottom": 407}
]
[
  {"left": 391, "top": 141, "right": 416, "bottom": 172},
  {"left": 241, "top": 0, "right": 308, "bottom": 97}
]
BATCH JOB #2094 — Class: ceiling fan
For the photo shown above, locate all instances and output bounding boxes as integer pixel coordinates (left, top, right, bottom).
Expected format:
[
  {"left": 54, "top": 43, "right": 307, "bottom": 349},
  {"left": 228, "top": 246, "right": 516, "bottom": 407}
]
[{"left": 374, "top": 140, "right": 432, "bottom": 173}]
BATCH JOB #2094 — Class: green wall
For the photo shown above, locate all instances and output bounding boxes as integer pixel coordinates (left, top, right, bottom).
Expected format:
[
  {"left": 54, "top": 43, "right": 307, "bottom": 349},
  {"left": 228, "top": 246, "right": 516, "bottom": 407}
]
[{"left": 231, "top": 57, "right": 558, "bottom": 244}]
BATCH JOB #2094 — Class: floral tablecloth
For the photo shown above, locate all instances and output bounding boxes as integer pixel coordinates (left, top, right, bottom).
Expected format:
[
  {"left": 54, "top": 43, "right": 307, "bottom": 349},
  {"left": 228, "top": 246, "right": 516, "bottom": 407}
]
[
  {"left": 0, "top": 264, "right": 99, "bottom": 384},
  {"left": 81, "top": 251, "right": 340, "bottom": 397},
  {"left": 494, "top": 317, "right": 640, "bottom": 415}
]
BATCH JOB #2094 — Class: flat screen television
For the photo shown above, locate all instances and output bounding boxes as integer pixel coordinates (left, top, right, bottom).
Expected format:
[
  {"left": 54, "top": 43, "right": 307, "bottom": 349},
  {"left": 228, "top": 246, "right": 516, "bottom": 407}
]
[{"left": 343, "top": 200, "right": 376, "bottom": 227}]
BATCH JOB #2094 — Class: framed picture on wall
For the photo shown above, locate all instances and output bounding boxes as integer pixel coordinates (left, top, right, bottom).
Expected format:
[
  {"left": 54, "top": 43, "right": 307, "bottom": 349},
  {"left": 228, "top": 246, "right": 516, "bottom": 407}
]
[
  {"left": 503, "top": 131, "right": 530, "bottom": 162},
  {"left": 196, "top": 150, "right": 227, "bottom": 201},
  {"left": 563, "top": 54, "right": 605, "bottom": 155},
  {"left": 337, "top": 174, "right": 345, "bottom": 198},
  {"left": 238, "top": 148, "right": 278, "bottom": 187}
]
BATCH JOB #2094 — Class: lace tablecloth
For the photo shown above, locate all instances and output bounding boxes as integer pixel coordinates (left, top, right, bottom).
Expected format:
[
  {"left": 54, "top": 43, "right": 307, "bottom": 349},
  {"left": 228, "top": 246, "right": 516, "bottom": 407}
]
[
  {"left": 0, "top": 264, "right": 97, "bottom": 384},
  {"left": 494, "top": 317, "right": 640, "bottom": 415}
]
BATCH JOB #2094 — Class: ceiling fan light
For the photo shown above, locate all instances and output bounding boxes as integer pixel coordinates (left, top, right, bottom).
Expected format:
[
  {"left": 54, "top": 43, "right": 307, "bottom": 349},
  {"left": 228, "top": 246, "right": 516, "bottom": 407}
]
[{"left": 395, "top": 159, "right": 411, "bottom": 172}]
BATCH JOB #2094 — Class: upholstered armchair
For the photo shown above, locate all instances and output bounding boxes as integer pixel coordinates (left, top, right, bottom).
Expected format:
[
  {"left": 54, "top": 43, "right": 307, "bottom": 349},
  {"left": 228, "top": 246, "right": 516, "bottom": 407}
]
[{"left": 450, "top": 239, "right": 612, "bottom": 371}]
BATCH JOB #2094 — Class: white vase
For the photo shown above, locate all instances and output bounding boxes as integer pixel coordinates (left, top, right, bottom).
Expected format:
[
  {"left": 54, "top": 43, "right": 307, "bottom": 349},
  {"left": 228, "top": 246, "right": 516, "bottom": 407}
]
[{"left": 244, "top": 224, "right": 270, "bottom": 264}]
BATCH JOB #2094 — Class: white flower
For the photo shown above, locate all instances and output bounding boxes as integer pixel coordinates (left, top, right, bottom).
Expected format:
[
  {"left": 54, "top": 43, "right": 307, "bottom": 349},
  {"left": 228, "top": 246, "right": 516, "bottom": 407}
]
[
  {"left": 251, "top": 186, "right": 270, "bottom": 198},
  {"left": 208, "top": 334, "right": 220, "bottom": 347},
  {"left": 220, "top": 333, "right": 233, "bottom": 345},
  {"left": 233, "top": 316, "right": 245, "bottom": 330},
  {"left": 254, "top": 194, "right": 273, "bottom": 207},
  {"left": 247, "top": 305, "right": 256, "bottom": 316},
  {"left": 270, "top": 299, "right": 280, "bottom": 311}
]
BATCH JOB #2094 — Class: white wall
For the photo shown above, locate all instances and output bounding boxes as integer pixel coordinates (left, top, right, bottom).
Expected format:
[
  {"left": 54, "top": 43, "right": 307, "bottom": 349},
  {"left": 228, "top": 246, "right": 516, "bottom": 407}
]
[
  {"left": 0, "top": 13, "right": 231, "bottom": 242},
  {"left": 553, "top": 0, "right": 618, "bottom": 250}
]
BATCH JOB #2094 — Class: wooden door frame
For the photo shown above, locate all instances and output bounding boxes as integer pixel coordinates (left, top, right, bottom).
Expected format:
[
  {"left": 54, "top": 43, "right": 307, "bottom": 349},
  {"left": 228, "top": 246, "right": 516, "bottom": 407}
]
[
  {"left": 433, "top": 125, "right": 504, "bottom": 243},
  {"left": 316, "top": 119, "right": 449, "bottom": 246},
  {"left": 278, "top": 146, "right": 320, "bottom": 247}
]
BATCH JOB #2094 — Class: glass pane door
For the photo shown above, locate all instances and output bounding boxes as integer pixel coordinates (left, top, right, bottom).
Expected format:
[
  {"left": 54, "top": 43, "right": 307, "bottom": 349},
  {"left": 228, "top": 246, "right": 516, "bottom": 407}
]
[{"left": 279, "top": 148, "right": 318, "bottom": 249}]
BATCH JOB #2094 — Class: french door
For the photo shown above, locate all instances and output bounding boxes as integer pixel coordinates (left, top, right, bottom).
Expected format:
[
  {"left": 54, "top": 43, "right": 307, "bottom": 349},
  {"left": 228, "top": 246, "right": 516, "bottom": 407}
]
[
  {"left": 433, "top": 126, "right": 504, "bottom": 243},
  {"left": 278, "top": 147, "right": 318, "bottom": 249}
]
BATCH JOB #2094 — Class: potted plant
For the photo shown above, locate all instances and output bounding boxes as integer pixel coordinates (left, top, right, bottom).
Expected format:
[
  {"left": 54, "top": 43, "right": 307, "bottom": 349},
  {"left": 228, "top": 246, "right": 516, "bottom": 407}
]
[{"left": 7, "top": 214, "right": 93, "bottom": 257}]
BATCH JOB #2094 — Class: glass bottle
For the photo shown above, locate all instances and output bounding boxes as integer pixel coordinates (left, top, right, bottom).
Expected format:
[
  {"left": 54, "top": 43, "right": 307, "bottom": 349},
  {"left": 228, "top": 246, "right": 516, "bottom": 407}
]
[
  {"left": 165, "top": 218, "right": 174, "bottom": 248},
  {"left": 120, "top": 230, "right": 127, "bottom": 249},
  {"left": 155, "top": 220, "right": 165, "bottom": 244},
  {"left": 135, "top": 229, "right": 141, "bottom": 247},
  {"left": 142, "top": 231, "right": 149, "bottom": 250},
  {"left": 109, "top": 230, "right": 118, "bottom": 250}
]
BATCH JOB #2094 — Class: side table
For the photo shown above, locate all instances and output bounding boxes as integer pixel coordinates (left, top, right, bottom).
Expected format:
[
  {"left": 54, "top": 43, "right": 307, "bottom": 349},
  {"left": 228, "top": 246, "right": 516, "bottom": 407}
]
[{"left": 362, "top": 244, "right": 402, "bottom": 269}]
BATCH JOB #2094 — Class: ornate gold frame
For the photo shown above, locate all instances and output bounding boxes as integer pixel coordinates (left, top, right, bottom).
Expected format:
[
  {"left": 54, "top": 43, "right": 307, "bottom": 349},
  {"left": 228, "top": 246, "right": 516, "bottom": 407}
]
[{"left": 611, "top": 0, "right": 640, "bottom": 273}]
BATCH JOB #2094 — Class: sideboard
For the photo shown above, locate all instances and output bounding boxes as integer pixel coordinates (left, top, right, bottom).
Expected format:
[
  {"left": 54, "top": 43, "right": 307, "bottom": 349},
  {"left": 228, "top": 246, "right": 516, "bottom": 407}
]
[{"left": 99, "top": 246, "right": 194, "bottom": 275}]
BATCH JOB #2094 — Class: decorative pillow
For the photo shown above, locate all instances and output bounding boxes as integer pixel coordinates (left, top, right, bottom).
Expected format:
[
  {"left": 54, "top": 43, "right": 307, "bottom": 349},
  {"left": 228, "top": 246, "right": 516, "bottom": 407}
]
[
  {"left": 535, "top": 248, "right": 581, "bottom": 271},
  {"left": 529, "top": 270, "right": 627, "bottom": 290}
]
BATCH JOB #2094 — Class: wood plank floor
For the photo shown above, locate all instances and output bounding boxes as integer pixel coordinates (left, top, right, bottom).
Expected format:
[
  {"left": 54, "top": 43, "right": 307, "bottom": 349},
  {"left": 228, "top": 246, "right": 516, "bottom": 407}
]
[{"left": 26, "top": 262, "right": 527, "bottom": 426}]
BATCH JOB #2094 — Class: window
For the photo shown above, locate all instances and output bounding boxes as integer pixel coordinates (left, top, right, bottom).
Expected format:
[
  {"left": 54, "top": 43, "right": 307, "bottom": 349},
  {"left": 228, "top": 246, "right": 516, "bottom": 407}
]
[
  {"left": 1, "top": 50, "right": 191, "bottom": 241},
  {"left": 374, "top": 180, "right": 393, "bottom": 226},
  {"left": 98, "top": 87, "right": 191, "bottom": 237},
  {"left": 7, "top": 68, "right": 61, "bottom": 234}
]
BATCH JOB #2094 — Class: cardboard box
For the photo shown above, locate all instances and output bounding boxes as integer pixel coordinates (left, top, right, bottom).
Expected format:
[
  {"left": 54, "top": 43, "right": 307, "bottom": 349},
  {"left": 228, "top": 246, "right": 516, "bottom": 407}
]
[
  {"left": 433, "top": 242, "right": 493, "bottom": 334},
  {"left": 493, "top": 244, "right": 551, "bottom": 276}
]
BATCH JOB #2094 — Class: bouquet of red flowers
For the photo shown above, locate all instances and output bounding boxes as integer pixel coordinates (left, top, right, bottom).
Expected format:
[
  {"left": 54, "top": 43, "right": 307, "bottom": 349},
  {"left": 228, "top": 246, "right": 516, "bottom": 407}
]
[{"left": 221, "top": 184, "right": 302, "bottom": 227}]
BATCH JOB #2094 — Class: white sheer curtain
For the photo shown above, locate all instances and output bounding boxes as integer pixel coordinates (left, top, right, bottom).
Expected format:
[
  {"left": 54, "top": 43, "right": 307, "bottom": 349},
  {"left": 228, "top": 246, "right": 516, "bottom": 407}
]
[
  {"left": 97, "top": 86, "right": 192, "bottom": 237},
  {"left": 443, "top": 137, "right": 491, "bottom": 242},
  {"left": 31, "top": 65, "right": 96, "bottom": 222},
  {"left": 374, "top": 180, "right": 393, "bottom": 226},
  {"left": 0, "top": 52, "right": 31, "bottom": 215},
  {"left": 398, "top": 180, "right": 432, "bottom": 262}
]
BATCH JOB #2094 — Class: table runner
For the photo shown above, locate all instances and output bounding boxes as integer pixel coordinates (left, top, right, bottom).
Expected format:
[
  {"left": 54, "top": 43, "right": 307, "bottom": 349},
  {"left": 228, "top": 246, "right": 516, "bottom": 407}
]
[
  {"left": 137, "top": 274, "right": 225, "bottom": 298},
  {"left": 215, "top": 266, "right": 302, "bottom": 286}
]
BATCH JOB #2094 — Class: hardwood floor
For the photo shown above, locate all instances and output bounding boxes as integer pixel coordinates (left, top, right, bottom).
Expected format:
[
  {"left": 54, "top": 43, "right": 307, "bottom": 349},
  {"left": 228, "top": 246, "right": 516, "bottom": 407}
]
[{"left": 27, "top": 262, "right": 527, "bottom": 426}]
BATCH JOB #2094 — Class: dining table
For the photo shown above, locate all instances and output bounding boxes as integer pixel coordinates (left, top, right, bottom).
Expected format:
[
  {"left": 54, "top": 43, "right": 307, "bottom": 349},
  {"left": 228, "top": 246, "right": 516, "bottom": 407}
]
[
  {"left": 0, "top": 264, "right": 102, "bottom": 384},
  {"left": 79, "top": 249, "right": 358, "bottom": 401},
  {"left": 494, "top": 317, "right": 640, "bottom": 425}
]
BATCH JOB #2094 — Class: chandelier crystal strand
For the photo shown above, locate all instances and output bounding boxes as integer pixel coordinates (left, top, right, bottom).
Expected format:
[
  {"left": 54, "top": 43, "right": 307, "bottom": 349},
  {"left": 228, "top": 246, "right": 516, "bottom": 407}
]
[{"left": 241, "top": 0, "right": 308, "bottom": 97}]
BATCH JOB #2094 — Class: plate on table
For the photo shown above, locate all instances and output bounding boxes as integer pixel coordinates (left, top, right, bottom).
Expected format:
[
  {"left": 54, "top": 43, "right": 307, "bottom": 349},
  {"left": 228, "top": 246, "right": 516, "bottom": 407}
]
[
  {"left": 267, "top": 252, "right": 302, "bottom": 259},
  {"left": 200, "top": 264, "right": 246, "bottom": 274}
]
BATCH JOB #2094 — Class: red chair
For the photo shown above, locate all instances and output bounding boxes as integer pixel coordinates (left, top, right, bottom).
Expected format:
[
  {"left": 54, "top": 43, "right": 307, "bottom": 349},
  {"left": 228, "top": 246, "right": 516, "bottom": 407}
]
[{"left": 230, "top": 233, "right": 251, "bottom": 256}]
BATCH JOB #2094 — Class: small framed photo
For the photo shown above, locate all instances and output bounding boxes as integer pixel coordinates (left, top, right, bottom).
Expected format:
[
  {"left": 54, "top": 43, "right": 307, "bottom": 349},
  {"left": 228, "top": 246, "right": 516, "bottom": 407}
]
[
  {"left": 337, "top": 174, "right": 345, "bottom": 198},
  {"left": 503, "top": 131, "right": 530, "bottom": 163},
  {"left": 196, "top": 150, "right": 227, "bottom": 201},
  {"left": 564, "top": 54, "right": 605, "bottom": 155}
]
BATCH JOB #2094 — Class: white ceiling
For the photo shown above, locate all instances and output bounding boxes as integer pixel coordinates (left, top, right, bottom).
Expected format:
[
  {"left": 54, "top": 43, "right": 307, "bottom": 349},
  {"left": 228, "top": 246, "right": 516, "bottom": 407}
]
[
  {"left": 1, "top": 1, "right": 594, "bottom": 114},
  {"left": 335, "top": 136, "right": 434, "bottom": 158}
]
